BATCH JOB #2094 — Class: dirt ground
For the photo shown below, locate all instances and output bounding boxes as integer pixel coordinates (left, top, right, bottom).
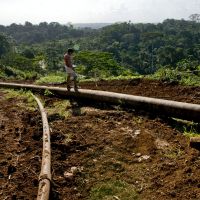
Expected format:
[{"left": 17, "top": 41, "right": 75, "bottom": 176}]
[
  {"left": 1, "top": 78, "right": 200, "bottom": 104},
  {"left": 0, "top": 79, "right": 200, "bottom": 200},
  {"left": 47, "top": 98, "right": 200, "bottom": 200},
  {"left": 78, "top": 79, "right": 200, "bottom": 104},
  {"left": 0, "top": 90, "right": 42, "bottom": 199}
]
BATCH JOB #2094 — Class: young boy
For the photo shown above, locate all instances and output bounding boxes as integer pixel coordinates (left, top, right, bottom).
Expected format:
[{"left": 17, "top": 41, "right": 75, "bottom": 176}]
[{"left": 64, "top": 49, "right": 78, "bottom": 91}]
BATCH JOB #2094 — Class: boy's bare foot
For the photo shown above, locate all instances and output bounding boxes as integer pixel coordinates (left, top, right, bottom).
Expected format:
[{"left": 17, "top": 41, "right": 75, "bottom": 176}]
[
  {"left": 74, "top": 86, "right": 78, "bottom": 92},
  {"left": 67, "top": 85, "right": 71, "bottom": 91}
]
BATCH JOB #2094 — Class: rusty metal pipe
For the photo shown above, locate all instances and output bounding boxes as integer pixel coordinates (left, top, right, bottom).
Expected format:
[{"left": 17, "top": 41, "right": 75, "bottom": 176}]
[
  {"left": 32, "top": 95, "right": 51, "bottom": 200},
  {"left": 0, "top": 82, "right": 200, "bottom": 122}
]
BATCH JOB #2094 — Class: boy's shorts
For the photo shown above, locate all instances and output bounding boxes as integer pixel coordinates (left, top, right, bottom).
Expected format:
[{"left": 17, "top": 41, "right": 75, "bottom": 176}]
[{"left": 64, "top": 66, "right": 77, "bottom": 79}]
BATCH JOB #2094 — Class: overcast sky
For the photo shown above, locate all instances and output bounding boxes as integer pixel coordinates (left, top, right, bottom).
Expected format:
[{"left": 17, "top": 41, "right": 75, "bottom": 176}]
[{"left": 0, "top": 0, "right": 200, "bottom": 25}]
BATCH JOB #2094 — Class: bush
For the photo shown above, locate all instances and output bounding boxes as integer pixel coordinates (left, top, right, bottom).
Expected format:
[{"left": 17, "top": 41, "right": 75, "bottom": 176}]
[
  {"left": 75, "top": 51, "right": 135, "bottom": 79},
  {"left": 150, "top": 67, "right": 200, "bottom": 86},
  {"left": 0, "top": 64, "right": 39, "bottom": 80},
  {"left": 35, "top": 72, "right": 66, "bottom": 84}
]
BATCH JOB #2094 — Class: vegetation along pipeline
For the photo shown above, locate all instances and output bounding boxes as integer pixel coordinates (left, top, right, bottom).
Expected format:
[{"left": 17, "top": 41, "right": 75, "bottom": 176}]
[{"left": 0, "top": 82, "right": 200, "bottom": 124}]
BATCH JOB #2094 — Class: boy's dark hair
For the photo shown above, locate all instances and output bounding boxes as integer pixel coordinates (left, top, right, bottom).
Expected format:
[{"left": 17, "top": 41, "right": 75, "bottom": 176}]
[{"left": 68, "top": 48, "right": 74, "bottom": 54}]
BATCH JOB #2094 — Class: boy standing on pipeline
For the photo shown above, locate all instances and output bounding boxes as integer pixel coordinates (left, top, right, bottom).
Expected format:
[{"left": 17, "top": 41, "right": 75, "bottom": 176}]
[{"left": 64, "top": 48, "right": 78, "bottom": 91}]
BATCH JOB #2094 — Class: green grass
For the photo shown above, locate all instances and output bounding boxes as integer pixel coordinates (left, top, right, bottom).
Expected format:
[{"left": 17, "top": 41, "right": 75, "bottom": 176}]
[
  {"left": 46, "top": 100, "right": 71, "bottom": 119},
  {"left": 184, "top": 132, "right": 200, "bottom": 138},
  {"left": 89, "top": 180, "right": 138, "bottom": 200},
  {"left": 79, "top": 75, "right": 143, "bottom": 83},
  {"left": 4, "top": 89, "right": 37, "bottom": 111},
  {"left": 35, "top": 72, "right": 143, "bottom": 85},
  {"left": 170, "top": 118, "right": 200, "bottom": 138},
  {"left": 35, "top": 72, "right": 66, "bottom": 84},
  {"left": 63, "top": 133, "right": 73, "bottom": 144},
  {"left": 0, "top": 68, "right": 6, "bottom": 78},
  {"left": 164, "top": 148, "right": 183, "bottom": 159},
  {"left": 35, "top": 69, "right": 199, "bottom": 87},
  {"left": 31, "top": 66, "right": 200, "bottom": 87},
  {"left": 183, "top": 126, "right": 200, "bottom": 138},
  {"left": 0, "top": 64, "right": 39, "bottom": 80},
  {"left": 180, "top": 73, "right": 200, "bottom": 86},
  {"left": 149, "top": 68, "right": 200, "bottom": 86},
  {"left": 44, "top": 89, "right": 54, "bottom": 96}
]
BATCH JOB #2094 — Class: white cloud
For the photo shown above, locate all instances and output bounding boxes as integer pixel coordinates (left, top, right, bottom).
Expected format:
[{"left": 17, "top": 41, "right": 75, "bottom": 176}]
[{"left": 0, "top": 0, "right": 200, "bottom": 25}]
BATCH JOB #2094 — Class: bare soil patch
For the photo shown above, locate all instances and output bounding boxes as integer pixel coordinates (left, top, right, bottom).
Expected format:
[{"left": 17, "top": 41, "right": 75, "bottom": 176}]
[
  {"left": 0, "top": 85, "right": 200, "bottom": 200},
  {"left": 79, "top": 79, "right": 200, "bottom": 104},
  {"left": 0, "top": 90, "right": 42, "bottom": 199},
  {"left": 47, "top": 98, "right": 200, "bottom": 200}
]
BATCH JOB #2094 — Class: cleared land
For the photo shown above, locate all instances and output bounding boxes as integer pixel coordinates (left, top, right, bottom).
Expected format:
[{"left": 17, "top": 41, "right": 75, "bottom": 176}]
[{"left": 0, "top": 79, "right": 200, "bottom": 199}]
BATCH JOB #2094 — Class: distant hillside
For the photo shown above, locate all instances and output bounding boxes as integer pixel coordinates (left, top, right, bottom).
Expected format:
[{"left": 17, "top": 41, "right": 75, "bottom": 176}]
[
  {"left": 1, "top": 19, "right": 200, "bottom": 76},
  {"left": 0, "top": 22, "right": 97, "bottom": 44},
  {"left": 0, "top": 22, "right": 111, "bottom": 44},
  {"left": 73, "top": 23, "right": 112, "bottom": 29}
]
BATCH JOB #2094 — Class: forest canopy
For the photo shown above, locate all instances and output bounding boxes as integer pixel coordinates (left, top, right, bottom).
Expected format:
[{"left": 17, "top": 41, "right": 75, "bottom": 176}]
[{"left": 0, "top": 17, "right": 200, "bottom": 81}]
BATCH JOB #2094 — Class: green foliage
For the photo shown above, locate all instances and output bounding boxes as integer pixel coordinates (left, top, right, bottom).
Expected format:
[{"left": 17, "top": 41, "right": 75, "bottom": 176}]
[
  {"left": 79, "top": 75, "right": 143, "bottom": 83},
  {"left": 184, "top": 126, "right": 200, "bottom": 138},
  {"left": 3, "top": 53, "right": 31, "bottom": 69},
  {"left": 89, "top": 180, "right": 138, "bottom": 200},
  {"left": 46, "top": 100, "right": 71, "bottom": 119},
  {"left": 77, "top": 20, "right": 200, "bottom": 74},
  {"left": 44, "top": 42, "right": 61, "bottom": 71},
  {"left": 75, "top": 51, "right": 134, "bottom": 78},
  {"left": 44, "top": 89, "right": 54, "bottom": 96},
  {"left": 176, "top": 59, "right": 199, "bottom": 71},
  {"left": 150, "top": 68, "right": 181, "bottom": 82},
  {"left": 4, "top": 89, "right": 37, "bottom": 111},
  {"left": 0, "top": 64, "right": 39, "bottom": 80},
  {"left": 150, "top": 67, "right": 200, "bottom": 86},
  {"left": 180, "top": 73, "right": 200, "bottom": 86},
  {"left": 0, "top": 66, "right": 6, "bottom": 78},
  {"left": 0, "top": 22, "right": 96, "bottom": 44},
  {"left": 169, "top": 118, "right": 200, "bottom": 138},
  {"left": 36, "top": 72, "right": 66, "bottom": 84},
  {"left": 21, "top": 48, "right": 35, "bottom": 59},
  {"left": 0, "top": 47, "right": 44, "bottom": 80},
  {"left": 189, "top": 14, "right": 200, "bottom": 22},
  {"left": 0, "top": 33, "right": 11, "bottom": 58},
  {"left": 1, "top": 19, "right": 200, "bottom": 81},
  {"left": 164, "top": 148, "right": 183, "bottom": 159}
]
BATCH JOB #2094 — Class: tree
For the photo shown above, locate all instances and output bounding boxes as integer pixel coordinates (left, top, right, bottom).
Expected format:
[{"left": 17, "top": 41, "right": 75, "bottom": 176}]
[
  {"left": 141, "top": 32, "right": 163, "bottom": 73},
  {"left": 25, "top": 21, "right": 33, "bottom": 27},
  {"left": 45, "top": 42, "right": 60, "bottom": 71},
  {"left": 189, "top": 14, "right": 200, "bottom": 22},
  {"left": 21, "top": 48, "right": 35, "bottom": 59},
  {"left": 75, "top": 51, "right": 133, "bottom": 78},
  {"left": 0, "top": 34, "right": 10, "bottom": 58}
]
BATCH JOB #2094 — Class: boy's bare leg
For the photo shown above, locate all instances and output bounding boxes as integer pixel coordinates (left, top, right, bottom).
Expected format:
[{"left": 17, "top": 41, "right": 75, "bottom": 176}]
[
  {"left": 73, "top": 74, "right": 78, "bottom": 91},
  {"left": 67, "top": 75, "right": 71, "bottom": 91},
  {"left": 74, "top": 79, "right": 78, "bottom": 91}
]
